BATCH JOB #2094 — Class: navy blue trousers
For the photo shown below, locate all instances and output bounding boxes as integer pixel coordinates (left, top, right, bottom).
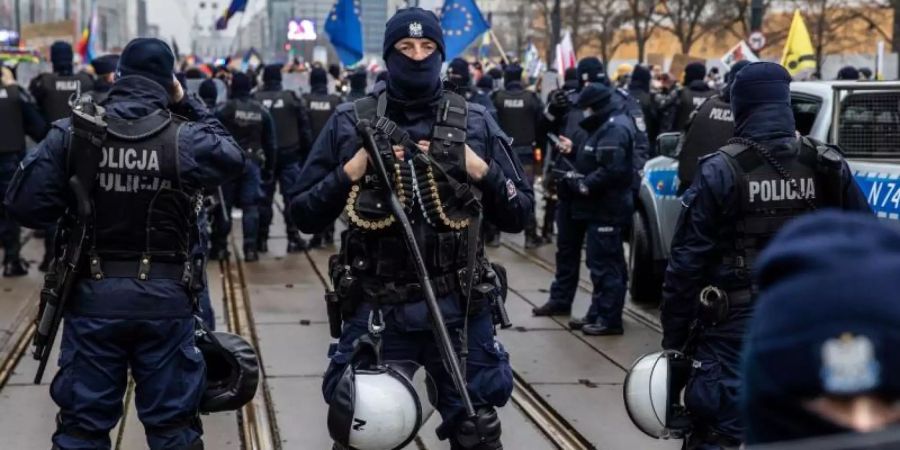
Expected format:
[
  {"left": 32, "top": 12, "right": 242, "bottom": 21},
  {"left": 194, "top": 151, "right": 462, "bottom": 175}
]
[
  {"left": 0, "top": 152, "right": 23, "bottom": 262},
  {"left": 212, "top": 159, "right": 263, "bottom": 251},
  {"left": 684, "top": 337, "right": 744, "bottom": 448},
  {"left": 51, "top": 315, "right": 205, "bottom": 449},
  {"left": 548, "top": 205, "right": 627, "bottom": 327},
  {"left": 259, "top": 159, "right": 302, "bottom": 239},
  {"left": 322, "top": 303, "right": 513, "bottom": 440}
]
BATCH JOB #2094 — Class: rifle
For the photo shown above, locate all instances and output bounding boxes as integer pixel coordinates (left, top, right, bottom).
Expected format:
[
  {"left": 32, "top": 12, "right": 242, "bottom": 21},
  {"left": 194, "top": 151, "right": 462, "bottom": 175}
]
[
  {"left": 356, "top": 119, "right": 478, "bottom": 419},
  {"left": 32, "top": 96, "right": 106, "bottom": 384}
]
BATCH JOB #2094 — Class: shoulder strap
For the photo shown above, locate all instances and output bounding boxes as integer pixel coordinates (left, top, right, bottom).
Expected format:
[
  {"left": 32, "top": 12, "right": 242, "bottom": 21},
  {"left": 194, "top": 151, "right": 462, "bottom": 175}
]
[{"left": 718, "top": 142, "right": 749, "bottom": 158}]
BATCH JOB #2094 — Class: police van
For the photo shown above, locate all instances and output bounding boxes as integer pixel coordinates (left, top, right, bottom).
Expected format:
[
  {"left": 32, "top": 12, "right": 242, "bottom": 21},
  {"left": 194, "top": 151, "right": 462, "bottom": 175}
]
[{"left": 630, "top": 81, "right": 900, "bottom": 303}]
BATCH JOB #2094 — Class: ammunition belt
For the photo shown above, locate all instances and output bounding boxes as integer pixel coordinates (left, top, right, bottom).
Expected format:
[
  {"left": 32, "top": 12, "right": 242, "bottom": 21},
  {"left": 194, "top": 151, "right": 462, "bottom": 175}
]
[
  {"left": 411, "top": 158, "right": 470, "bottom": 231},
  {"left": 345, "top": 161, "right": 412, "bottom": 230}
]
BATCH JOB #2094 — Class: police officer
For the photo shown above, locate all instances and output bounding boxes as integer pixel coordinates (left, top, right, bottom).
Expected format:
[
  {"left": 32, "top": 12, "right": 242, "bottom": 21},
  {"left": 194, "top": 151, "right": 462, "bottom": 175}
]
[
  {"left": 472, "top": 74, "right": 497, "bottom": 116},
  {"left": 492, "top": 63, "right": 545, "bottom": 248},
  {"left": 532, "top": 56, "right": 648, "bottom": 318},
  {"left": 4, "top": 37, "right": 245, "bottom": 449},
  {"left": 0, "top": 66, "right": 48, "bottom": 276},
  {"left": 545, "top": 83, "right": 635, "bottom": 336},
  {"left": 676, "top": 60, "right": 750, "bottom": 193},
  {"left": 836, "top": 65, "right": 860, "bottom": 80},
  {"left": 660, "top": 62, "right": 714, "bottom": 133},
  {"left": 660, "top": 62, "right": 871, "bottom": 449},
  {"left": 254, "top": 64, "right": 312, "bottom": 253},
  {"left": 345, "top": 67, "right": 368, "bottom": 102},
  {"left": 198, "top": 78, "right": 218, "bottom": 109},
  {"left": 290, "top": 8, "right": 533, "bottom": 448},
  {"left": 303, "top": 66, "right": 343, "bottom": 248},
  {"left": 447, "top": 58, "right": 496, "bottom": 119},
  {"left": 212, "top": 72, "right": 274, "bottom": 262},
  {"left": 744, "top": 211, "right": 900, "bottom": 445},
  {"left": 627, "top": 65, "right": 658, "bottom": 145},
  {"left": 29, "top": 41, "right": 95, "bottom": 272},
  {"left": 88, "top": 54, "right": 119, "bottom": 104}
]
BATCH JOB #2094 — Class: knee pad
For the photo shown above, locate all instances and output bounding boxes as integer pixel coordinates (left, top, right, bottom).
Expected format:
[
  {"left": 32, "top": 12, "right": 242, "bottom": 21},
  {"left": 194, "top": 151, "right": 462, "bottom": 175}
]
[{"left": 452, "top": 407, "right": 502, "bottom": 449}]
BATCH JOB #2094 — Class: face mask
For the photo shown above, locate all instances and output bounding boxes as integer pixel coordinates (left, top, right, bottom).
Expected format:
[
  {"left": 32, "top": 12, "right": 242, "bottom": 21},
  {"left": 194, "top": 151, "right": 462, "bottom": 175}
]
[{"left": 386, "top": 50, "right": 442, "bottom": 100}]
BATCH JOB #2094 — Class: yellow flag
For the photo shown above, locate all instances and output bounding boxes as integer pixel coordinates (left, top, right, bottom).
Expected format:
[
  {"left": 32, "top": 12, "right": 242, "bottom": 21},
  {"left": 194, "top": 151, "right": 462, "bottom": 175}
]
[{"left": 781, "top": 10, "right": 817, "bottom": 76}]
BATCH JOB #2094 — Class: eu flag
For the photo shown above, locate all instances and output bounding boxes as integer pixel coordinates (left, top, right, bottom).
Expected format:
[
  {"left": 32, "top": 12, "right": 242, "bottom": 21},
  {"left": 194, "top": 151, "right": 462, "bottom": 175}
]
[
  {"left": 325, "top": 0, "right": 364, "bottom": 66},
  {"left": 215, "top": 0, "right": 248, "bottom": 30},
  {"left": 440, "top": 0, "right": 490, "bottom": 60}
]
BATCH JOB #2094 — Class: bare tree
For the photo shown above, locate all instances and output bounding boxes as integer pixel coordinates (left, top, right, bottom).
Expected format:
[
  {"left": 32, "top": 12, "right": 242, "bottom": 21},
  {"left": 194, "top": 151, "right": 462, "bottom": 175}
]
[
  {"left": 792, "top": 0, "right": 881, "bottom": 72},
  {"left": 625, "top": 0, "right": 660, "bottom": 63},
  {"left": 580, "top": 0, "right": 632, "bottom": 63},
  {"left": 657, "top": 0, "right": 726, "bottom": 54}
]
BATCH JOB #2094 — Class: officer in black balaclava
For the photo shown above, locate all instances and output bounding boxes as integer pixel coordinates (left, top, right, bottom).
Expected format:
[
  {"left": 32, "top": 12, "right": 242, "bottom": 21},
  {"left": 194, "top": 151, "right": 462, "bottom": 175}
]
[
  {"left": 28, "top": 41, "right": 95, "bottom": 272},
  {"left": 303, "top": 66, "right": 343, "bottom": 248},
  {"left": 88, "top": 54, "right": 119, "bottom": 103},
  {"left": 447, "top": 57, "right": 495, "bottom": 118},
  {"left": 5, "top": 37, "right": 245, "bottom": 449},
  {"left": 0, "top": 66, "right": 48, "bottom": 276},
  {"left": 346, "top": 67, "right": 368, "bottom": 101},
  {"left": 492, "top": 63, "right": 545, "bottom": 248},
  {"left": 289, "top": 7, "right": 533, "bottom": 449},
  {"left": 213, "top": 72, "right": 275, "bottom": 262},
  {"left": 676, "top": 60, "right": 750, "bottom": 193},
  {"left": 473, "top": 73, "right": 497, "bottom": 118},
  {"left": 660, "top": 62, "right": 871, "bottom": 449},
  {"left": 660, "top": 62, "right": 714, "bottom": 132},
  {"left": 487, "top": 66, "right": 503, "bottom": 92},
  {"left": 253, "top": 64, "right": 312, "bottom": 253}
]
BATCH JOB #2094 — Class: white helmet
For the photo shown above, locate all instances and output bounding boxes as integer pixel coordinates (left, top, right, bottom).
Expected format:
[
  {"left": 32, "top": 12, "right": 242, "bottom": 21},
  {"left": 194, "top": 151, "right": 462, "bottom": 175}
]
[
  {"left": 623, "top": 350, "right": 692, "bottom": 439},
  {"left": 328, "top": 344, "right": 436, "bottom": 450}
]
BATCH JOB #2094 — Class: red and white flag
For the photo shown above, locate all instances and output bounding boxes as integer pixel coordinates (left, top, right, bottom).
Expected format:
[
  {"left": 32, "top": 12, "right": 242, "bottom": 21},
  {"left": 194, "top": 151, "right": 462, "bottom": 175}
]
[
  {"left": 721, "top": 40, "right": 759, "bottom": 67},
  {"left": 556, "top": 31, "right": 576, "bottom": 74}
]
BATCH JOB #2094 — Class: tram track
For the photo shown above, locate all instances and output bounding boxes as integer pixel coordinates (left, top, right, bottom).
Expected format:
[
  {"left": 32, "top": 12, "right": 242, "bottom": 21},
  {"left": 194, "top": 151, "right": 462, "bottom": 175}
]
[
  {"left": 302, "top": 247, "right": 593, "bottom": 450},
  {"left": 220, "top": 236, "right": 281, "bottom": 450}
]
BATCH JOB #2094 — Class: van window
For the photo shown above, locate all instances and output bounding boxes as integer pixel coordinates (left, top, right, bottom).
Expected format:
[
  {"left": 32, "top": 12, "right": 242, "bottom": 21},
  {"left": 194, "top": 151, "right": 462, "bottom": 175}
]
[
  {"left": 837, "top": 92, "right": 900, "bottom": 157},
  {"left": 790, "top": 93, "right": 822, "bottom": 136}
]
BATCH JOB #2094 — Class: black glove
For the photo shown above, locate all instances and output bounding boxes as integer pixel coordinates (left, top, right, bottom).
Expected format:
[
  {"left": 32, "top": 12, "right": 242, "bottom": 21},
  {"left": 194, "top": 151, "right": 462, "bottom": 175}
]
[
  {"left": 547, "top": 89, "right": 571, "bottom": 118},
  {"left": 565, "top": 177, "right": 588, "bottom": 196}
]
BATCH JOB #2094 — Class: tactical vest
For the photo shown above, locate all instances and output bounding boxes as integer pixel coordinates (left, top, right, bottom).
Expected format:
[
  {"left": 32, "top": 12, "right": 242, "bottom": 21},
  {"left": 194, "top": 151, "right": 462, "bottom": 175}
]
[
  {"left": 304, "top": 92, "right": 342, "bottom": 142},
  {"left": 0, "top": 85, "right": 26, "bottom": 153},
  {"left": 88, "top": 110, "right": 194, "bottom": 263},
  {"left": 492, "top": 89, "right": 538, "bottom": 147},
  {"left": 347, "top": 91, "right": 475, "bottom": 233},
  {"left": 718, "top": 139, "right": 839, "bottom": 277},
  {"left": 220, "top": 98, "right": 265, "bottom": 155},
  {"left": 675, "top": 86, "right": 715, "bottom": 131},
  {"left": 40, "top": 73, "right": 92, "bottom": 122},
  {"left": 678, "top": 95, "right": 734, "bottom": 188},
  {"left": 254, "top": 90, "right": 301, "bottom": 150}
]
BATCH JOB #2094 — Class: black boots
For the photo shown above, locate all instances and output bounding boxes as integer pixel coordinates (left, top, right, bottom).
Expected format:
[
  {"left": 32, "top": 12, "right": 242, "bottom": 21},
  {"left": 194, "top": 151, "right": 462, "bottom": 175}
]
[{"left": 3, "top": 258, "right": 28, "bottom": 277}]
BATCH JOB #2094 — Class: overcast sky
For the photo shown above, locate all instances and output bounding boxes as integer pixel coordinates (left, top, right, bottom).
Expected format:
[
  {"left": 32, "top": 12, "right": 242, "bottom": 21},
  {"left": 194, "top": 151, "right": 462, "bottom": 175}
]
[{"left": 148, "top": 0, "right": 266, "bottom": 50}]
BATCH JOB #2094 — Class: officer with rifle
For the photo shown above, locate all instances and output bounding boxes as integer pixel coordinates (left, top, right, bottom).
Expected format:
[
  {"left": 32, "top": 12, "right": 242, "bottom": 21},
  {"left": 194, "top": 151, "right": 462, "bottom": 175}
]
[
  {"left": 28, "top": 41, "right": 95, "bottom": 273},
  {"left": 0, "top": 66, "right": 48, "bottom": 276},
  {"left": 4, "top": 38, "right": 245, "bottom": 449},
  {"left": 660, "top": 62, "right": 871, "bottom": 449},
  {"left": 289, "top": 8, "right": 533, "bottom": 449},
  {"left": 254, "top": 64, "right": 312, "bottom": 254}
]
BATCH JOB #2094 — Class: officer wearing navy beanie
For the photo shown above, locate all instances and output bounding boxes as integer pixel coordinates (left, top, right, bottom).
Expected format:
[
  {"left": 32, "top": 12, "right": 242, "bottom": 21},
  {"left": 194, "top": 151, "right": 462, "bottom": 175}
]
[
  {"left": 302, "top": 65, "right": 343, "bottom": 248},
  {"left": 289, "top": 7, "right": 533, "bottom": 449},
  {"left": 534, "top": 55, "right": 650, "bottom": 315},
  {"left": 28, "top": 41, "right": 95, "bottom": 272},
  {"left": 491, "top": 62, "right": 544, "bottom": 247},
  {"left": 5, "top": 37, "right": 245, "bottom": 449},
  {"left": 446, "top": 57, "right": 496, "bottom": 118},
  {"left": 659, "top": 61, "right": 870, "bottom": 448},
  {"left": 660, "top": 61, "right": 715, "bottom": 132},
  {"left": 88, "top": 54, "right": 119, "bottom": 103},
  {"left": 743, "top": 211, "right": 900, "bottom": 445},
  {"left": 253, "top": 64, "right": 313, "bottom": 254}
]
